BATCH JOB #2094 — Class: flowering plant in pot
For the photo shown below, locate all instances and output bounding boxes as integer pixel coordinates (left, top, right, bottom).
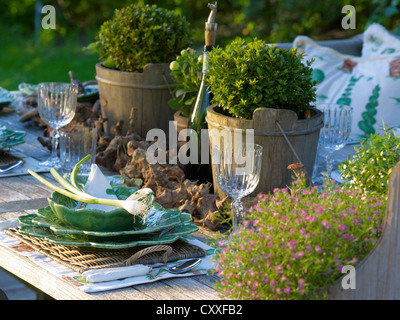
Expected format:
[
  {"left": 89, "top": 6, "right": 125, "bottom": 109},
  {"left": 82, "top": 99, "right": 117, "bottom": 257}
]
[
  {"left": 168, "top": 48, "right": 202, "bottom": 141},
  {"left": 86, "top": 4, "right": 192, "bottom": 137},
  {"left": 339, "top": 127, "right": 400, "bottom": 195},
  {"left": 168, "top": 48, "right": 203, "bottom": 118},
  {"left": 212, "top": 178, "right": 386, "bottom": 300},
  {"left": 205, "top": 38, "right": 323, "bottom": 195}
]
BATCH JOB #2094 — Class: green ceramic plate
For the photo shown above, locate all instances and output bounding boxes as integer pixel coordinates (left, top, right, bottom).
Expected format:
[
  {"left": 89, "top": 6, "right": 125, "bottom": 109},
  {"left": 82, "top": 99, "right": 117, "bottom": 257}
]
[
  {"left": 32, "top": 204, "right": 183, "bottom": 237},
  {"left": 0, "top": 87, "right": 15, "bottom": 110},
  {"left": 0, "top": 126, "right": 25, "bottom": 150},
  {"left": 18, "top": 83, "right": 37, "bottom": 96},
  {"left": 77, "top": 85, "right": 99, "bottom": 103},
  {"left": 0, "top": 138, "right": 25, "bottom": 150},
  {"left": 18, "top": 83, "right": 99, "bottom": 103},
  {"left": 45, "top": 176, "right": 157, "bottom": 232},
  {"left": 18, "top": 214, "right": 198, "bottom": 249},
  {"left": 0, "top": 125, "right": 16, "bottom": 142}
]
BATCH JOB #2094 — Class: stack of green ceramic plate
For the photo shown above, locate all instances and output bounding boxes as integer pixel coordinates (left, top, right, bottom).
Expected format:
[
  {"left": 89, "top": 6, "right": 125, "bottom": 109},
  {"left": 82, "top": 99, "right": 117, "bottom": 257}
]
[
  {"left": 18, "top": 82, "right": 99, "bottom": 103},
  {"left": 0, "top": 125, "right": 26, "bottom": 150},
  {"left": 0, "top": 87, "right": 15, "bottom": 111},
  {"left": 17, "top": 176, "right": 198, "bottom": 249},
  {"left": 76, "top": 84, "right": 99, "bottom": 103}
]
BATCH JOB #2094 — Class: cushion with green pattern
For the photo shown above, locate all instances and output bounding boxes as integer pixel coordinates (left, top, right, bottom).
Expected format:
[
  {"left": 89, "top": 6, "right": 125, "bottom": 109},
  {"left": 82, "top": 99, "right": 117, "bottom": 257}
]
[{"left": 294, "top": 23, "right": 400, "bottom": 140}]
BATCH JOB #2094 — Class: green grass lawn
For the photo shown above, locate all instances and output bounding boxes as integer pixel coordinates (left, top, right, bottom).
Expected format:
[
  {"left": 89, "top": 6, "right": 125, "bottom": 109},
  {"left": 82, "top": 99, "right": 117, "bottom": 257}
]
[{"left": 0, "top": 29, "right": 99, "bottom": 91}]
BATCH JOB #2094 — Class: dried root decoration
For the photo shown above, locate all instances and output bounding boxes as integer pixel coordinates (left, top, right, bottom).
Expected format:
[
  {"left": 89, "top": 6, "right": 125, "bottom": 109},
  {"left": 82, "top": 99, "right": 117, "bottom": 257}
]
[{"left": 117, "top": 142, "right": 229, "bottom": 231}]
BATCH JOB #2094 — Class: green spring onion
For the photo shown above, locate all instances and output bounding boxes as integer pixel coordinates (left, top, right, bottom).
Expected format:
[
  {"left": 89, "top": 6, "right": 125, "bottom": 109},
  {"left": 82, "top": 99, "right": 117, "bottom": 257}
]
[{"left": 28, "top": 156, "right": 153, "bottom": 217}]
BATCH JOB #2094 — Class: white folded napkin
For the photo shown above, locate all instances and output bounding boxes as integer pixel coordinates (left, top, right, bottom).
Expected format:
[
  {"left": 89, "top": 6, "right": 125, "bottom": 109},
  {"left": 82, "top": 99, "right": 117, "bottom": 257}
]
[
  {"left": 0, "top": 219, "right": 19, "bottom": 230},
  {"left": 84, "top": 164, "right": 119, "bottom": 211},
  {"left": 83, "top": 164, "right": 153, "bottom": 215}
]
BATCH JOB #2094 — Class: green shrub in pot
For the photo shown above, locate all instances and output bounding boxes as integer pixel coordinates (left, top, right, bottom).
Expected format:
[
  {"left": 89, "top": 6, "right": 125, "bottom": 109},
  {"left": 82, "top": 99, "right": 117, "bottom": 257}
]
[
  {"left": 84, "top": 4, "right": 193, "bottom": 138},
  {"left": 206, "top": 38, "right": 316, "bottom": 119},
  {"left": 92, "top": 4, "right": 193, "bottom": 72},
  {"left": 205, "top": 38, "right": 322, "bottom": 196}
]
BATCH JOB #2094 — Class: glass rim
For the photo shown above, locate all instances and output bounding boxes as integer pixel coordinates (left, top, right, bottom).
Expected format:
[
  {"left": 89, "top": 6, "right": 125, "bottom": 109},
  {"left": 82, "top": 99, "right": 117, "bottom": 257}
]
[
  {"left": 38, "top": 82, "right": 76, "bottom": 85},
  {"left": 37, "top": 82, "right": 78, "bottom": 90}
]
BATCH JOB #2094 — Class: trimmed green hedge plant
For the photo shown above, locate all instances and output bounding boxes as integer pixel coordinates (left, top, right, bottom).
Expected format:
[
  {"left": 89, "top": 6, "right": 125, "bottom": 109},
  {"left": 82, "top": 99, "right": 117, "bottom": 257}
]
[
  {"left": 94, "top": 4, "right": 192, "bottom": 72},
  {"left": 206, "top": 38, "right": 316, "bottom": 119}
]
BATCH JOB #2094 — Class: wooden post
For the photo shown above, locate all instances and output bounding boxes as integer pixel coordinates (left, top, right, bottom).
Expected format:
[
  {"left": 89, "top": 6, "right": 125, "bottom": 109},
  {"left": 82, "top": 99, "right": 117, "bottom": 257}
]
[{"left": 328, "top": 162, "right": 400, "bottom": 299}]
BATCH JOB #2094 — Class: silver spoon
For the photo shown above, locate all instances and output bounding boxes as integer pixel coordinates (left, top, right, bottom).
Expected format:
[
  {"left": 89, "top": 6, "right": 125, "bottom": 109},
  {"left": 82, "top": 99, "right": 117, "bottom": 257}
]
[
  {"left": 0, "top": 160, "right": 24, "bottom": 173},
  {"left": 152, "top": 258, "right": 202, "bottom": 274}
]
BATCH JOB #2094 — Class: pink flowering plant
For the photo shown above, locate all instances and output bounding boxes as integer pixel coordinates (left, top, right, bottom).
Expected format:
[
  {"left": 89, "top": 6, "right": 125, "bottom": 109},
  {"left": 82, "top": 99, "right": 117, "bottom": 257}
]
[{"left": 212, "top": 178, "right": 386, "bottom": 300}]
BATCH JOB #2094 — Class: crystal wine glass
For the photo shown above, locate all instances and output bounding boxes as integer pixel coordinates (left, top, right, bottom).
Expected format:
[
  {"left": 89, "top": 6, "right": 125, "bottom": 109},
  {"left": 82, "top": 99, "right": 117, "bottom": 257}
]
[
  {"left": 213, "top": 143, "right": 263, "bottom": 232},
  {"left": 37, "top": 82, "right": 77, "bottom": 168},
  {"left": 317, "top": 103, "right": 353, "bottom": 179}
]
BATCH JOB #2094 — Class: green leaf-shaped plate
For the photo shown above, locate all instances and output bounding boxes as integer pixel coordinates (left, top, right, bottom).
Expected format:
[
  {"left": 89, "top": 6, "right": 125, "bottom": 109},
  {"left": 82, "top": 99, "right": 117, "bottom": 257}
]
[
  {"left": 31, "top": 204, "right": 183, "bottom": 237},
  {"left": 0, "top": 125, "right": 16, "bottom": 142},
  {"left": 44, "top": 175, "right": 156, "bottom": 232},
  {"left": 0, "top": 126, "right": 25, "bottom": 150},
  {"left": 0, "top": 87, "right": 15, "bottom": 110},
  {"left": 18, "top": 83, "right": 99, "bottom": 103},
  {"left": 18, "top": 214, "right": 198, "bottom": 249},
  {"left": 0, "top": 132, "right": 26, "bottom": 150},
  {"left": 18, "top": 83, "right": 37, "bottom": 96},
  {"left": 77, "top": 84, "right": 99, "bottom": 103}
]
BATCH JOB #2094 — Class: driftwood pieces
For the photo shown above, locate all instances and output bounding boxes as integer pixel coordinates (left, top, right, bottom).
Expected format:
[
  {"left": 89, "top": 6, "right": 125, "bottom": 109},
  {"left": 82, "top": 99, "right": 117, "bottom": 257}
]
[
  {"left": 94, "top": 103, "right": 229, "bottom": 231},
  {"left": 101, "top": 135, "right": 229, "bottom": 231},
  {"left": 328, "top": 162, "right": 400, "bottom": 299}
]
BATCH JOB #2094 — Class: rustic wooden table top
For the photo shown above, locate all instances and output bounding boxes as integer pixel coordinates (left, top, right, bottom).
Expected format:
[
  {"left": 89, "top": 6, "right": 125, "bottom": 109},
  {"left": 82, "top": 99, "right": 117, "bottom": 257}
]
[{"left": 0, "top": 105, "right": 220, "bottom": 300}]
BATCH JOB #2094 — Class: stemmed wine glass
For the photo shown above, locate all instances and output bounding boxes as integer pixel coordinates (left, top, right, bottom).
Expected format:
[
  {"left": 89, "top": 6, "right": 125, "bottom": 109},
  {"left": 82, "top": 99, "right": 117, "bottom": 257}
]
[
  {"left": 213, "top": 143, "right": 263, "bottom": 232},
  {"left": 317, "top": 103, "right": 353, "bottom": 180},
  {"left": 37, "top": 82, "right": 77, "bottom": 168}
]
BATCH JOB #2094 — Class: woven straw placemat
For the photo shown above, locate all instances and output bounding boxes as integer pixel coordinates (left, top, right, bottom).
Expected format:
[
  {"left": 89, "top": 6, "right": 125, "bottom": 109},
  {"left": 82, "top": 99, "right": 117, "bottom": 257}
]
[{"left": 5, "top": 228, "right": 207, "bottom": 274}]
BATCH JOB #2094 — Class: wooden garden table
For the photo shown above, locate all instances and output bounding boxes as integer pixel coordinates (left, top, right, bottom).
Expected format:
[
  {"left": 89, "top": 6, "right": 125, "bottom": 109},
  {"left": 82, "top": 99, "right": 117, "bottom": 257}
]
[
  {"left": 0, "top": 105, "right": 220, "bottom": 300},
  {"left": 0, "top": 101, "right": 357, "bottom": 301}
]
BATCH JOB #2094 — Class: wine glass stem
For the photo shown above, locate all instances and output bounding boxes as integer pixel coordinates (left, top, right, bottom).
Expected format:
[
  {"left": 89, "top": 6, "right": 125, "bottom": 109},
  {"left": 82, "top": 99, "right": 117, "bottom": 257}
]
[
  {"left": 51, "top": 128, "right": 60, "bottom": 159},
  {"left": 231, "top": 199, "right": 244, "bottom": 231}
]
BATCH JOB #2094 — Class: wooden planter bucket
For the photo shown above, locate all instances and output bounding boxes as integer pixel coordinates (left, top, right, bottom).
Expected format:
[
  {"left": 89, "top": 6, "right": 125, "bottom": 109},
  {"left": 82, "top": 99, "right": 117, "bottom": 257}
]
[
  {"left": 206, "top": 105, "right": 323, "bottom": 197},
  {"left": 95, "top": 63, "right": 175, "bottom": 138},
  {"left": 327, "top": 162, "right": 400, "bottom": 299}
]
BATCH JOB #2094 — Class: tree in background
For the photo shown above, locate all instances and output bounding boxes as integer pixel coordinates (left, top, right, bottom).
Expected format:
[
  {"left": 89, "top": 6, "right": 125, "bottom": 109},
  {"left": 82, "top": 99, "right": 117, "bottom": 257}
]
[{"left": 2, "top": 0, "right": 399, "bottom": 45}]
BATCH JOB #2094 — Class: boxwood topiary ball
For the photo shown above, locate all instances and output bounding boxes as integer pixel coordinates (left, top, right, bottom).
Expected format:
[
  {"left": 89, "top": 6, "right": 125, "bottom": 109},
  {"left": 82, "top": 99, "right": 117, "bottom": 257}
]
[{"left": 97, "top": 4, "right": 192, "bottom": 72}]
